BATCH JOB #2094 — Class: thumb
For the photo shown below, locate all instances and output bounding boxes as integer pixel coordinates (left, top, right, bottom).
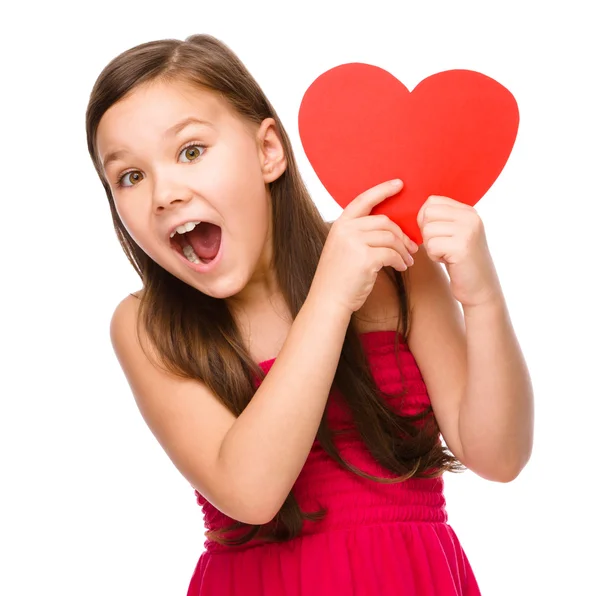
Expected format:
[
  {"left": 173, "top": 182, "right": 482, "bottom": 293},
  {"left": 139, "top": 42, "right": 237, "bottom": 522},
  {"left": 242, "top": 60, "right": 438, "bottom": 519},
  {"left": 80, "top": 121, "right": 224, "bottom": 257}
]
[{"left": 416, "top": 201, "right": 428, "bottom": 230}]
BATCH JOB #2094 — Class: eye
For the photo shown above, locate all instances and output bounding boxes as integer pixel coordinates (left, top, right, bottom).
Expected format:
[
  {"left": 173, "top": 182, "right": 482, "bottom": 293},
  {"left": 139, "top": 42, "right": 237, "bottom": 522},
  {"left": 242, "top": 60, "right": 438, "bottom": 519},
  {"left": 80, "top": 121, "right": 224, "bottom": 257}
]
[
  {"left": 179, "top": 143, "right": 206, "bottom": 163},
  {"left": 114, "top": 143, "right": 206, "bottom": 189},
  {"left": 117, "top": 171, "right": 143, "bottom": 188}
]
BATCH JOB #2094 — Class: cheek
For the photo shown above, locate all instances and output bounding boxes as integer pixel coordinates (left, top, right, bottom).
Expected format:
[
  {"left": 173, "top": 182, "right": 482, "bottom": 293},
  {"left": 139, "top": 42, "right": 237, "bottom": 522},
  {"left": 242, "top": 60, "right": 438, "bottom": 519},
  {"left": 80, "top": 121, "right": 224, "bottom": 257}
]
[
  {"left": 217, "top": 144, "right": 269, "bottom": 224},
  {"left": 222, "top": 181, "right": 271, "bottom": 261},
  {"left": 232, "top": 185, "right": 270, "bottom": 235},
  {"left": 241, "top": 193, "right": 271, "bottom": 263},
  {"left": 114, "top": 200, "right": 151, "bottom": 249},
  {"left": 113, "top": 201, "right": 134, "bottom": 236}
]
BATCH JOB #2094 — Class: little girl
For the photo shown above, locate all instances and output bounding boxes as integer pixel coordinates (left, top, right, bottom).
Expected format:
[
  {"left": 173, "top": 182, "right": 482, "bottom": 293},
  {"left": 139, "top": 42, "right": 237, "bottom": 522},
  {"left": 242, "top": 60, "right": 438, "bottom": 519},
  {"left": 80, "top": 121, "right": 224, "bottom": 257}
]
[{"left": 86, "top": 34, "right": 533, "bottom": 595}]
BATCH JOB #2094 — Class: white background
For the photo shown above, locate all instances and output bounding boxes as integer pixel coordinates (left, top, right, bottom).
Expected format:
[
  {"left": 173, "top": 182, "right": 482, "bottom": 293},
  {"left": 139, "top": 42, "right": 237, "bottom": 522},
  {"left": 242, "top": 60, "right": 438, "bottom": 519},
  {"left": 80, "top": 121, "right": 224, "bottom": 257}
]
[{"left": 2, "top": 1, "right": 598, "bottom": 594}]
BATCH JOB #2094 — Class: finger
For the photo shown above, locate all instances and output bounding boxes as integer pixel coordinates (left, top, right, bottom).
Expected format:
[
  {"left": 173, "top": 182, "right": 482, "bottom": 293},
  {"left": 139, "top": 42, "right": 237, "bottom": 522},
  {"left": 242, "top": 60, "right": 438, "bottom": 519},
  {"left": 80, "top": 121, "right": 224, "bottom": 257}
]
[
  {"left": 358, "top": 214, "right": 419, "bottom": 253},
  {"left": 425, "top": 195, "right": 470, "bottom": 208},
  {"left": 418, "top": 203, "right": 463, "bottom": 229},
  {"left": 341, "top": 179, "right": 403, "bottom": 220},
  {"left": 363, "top": 230, "right": 414, "bottom": 268},
  {"left": 375, "top": 246, "right": 412, "bottom": 272},
  {"left": 421, "top": 221, "right": 456, "bottom": 242},
  {"left": 424, "top": 236, "right": 463, "bottom": 263}
]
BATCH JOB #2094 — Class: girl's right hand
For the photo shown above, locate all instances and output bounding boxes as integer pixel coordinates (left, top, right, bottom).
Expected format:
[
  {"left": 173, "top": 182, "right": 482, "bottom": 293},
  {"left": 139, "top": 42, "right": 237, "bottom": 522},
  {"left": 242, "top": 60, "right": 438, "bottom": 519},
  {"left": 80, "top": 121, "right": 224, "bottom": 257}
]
[{"left": 311, "top": 179, "right": 418, "bottom": 315}]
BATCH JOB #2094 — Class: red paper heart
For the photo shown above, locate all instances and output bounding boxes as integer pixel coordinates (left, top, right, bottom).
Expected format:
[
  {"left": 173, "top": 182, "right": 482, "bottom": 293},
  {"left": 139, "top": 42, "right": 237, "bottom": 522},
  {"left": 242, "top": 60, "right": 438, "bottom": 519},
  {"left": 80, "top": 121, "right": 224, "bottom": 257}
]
[{"left": 298, "top": 64, "right": 519, "bottom": 244}]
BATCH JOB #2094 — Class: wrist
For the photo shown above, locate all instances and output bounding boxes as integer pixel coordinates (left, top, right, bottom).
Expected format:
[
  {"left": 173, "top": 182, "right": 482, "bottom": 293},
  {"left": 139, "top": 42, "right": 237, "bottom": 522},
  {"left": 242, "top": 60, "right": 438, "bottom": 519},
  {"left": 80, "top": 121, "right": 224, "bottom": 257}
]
[
  {"left": 303, "top": 286, "right": 353, "bottom": 327},
  {"left": 463, "top": 293, "right": 507, "bottom": 320}
]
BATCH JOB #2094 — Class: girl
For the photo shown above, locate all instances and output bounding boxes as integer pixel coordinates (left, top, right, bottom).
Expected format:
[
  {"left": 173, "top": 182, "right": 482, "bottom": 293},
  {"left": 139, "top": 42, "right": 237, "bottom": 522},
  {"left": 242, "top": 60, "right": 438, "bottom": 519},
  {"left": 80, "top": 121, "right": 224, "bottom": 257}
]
[{"left": 86, "top": 34, "right": 533, "bottom": 595}]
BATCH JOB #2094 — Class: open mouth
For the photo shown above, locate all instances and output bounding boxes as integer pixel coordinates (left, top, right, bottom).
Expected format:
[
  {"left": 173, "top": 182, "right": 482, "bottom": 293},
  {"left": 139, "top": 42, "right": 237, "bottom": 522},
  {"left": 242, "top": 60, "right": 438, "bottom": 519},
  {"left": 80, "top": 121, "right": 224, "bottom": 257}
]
[{"left": 170, "top": 222, "right": 222, "bottom": 265}]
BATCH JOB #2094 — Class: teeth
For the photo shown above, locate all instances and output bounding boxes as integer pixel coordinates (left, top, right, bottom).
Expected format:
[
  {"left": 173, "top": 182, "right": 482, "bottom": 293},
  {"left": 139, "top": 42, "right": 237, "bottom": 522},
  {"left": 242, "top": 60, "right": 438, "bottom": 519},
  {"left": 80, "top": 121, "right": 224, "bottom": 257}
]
[
  {"left": 170, "top": 220, "right": 201, "bottom": 238},
  {"left": 182, "top": 244, "right": 201, "bottom": 264},
  {"left": 171, "top": 220, "right": 210, "bottom": 266}
]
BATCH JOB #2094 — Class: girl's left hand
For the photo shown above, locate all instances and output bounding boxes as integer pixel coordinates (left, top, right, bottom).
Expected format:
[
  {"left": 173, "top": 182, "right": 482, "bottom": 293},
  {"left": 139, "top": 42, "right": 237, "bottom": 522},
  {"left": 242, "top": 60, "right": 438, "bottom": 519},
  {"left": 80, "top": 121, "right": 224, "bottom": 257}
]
[{"left": 416, "top": 196, "right": 503, "bottom": 308}]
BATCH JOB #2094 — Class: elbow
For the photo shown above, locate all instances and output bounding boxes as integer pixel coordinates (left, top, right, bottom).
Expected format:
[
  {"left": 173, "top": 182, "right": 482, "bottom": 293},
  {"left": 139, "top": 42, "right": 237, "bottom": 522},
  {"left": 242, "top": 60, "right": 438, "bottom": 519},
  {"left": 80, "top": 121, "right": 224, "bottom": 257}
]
[
  {"left": 487, "top": 453, "right": 532, "bottom": 483},
  {"left": 496, "top": 449, "right": 533, "bottom": 483},
  {"left": 470, "top": 461, "right": 523, "bottom": 483},
  {"left": 236, "top": 501, "right": 279, "bottom": 526},
  {"left": 464, "top": 444, "right": 533, "bottom": 484},
  {"left": 216, "top": 448, "right": 282, "bottom": 526},
  {"left": 194, "top": 468, "right": 282, "bottom": 526},
  {"left": 248, "top": 509, "right": 278, "bottom": 526},
  {"left": 201, "top": 490, "right": 279, "bottom": 526},
  {"left": 222, "top": 483, "right": 283, "bottom": 526},
  {"left": 490, "top": 463, "right": 524, "bottom": 483}
]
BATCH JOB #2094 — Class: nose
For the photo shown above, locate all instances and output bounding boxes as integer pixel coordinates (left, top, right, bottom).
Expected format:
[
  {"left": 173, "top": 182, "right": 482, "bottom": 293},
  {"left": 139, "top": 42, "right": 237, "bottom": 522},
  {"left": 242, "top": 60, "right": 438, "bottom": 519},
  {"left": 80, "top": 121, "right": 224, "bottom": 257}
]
[{"left": 152, "top": 172, "right": 193, "bottom": 212}]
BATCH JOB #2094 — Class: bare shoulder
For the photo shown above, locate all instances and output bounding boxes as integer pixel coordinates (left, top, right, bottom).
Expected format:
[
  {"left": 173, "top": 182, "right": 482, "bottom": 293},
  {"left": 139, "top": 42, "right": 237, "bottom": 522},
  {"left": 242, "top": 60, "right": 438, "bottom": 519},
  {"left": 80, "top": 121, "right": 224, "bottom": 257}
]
[
  {"left": 107, "top": 293, "right": 263, "bottom": 524},
  {"left": 109, "top": 292, "right": 174, "bottom": 403},
  {"left": 110, "top": 293, "right": 139, "bottom": 345},
  {"left": 109, "top": 290, "right": 143, "bottom": 338},
  {"left": 109, "top": 292, "right": 147, "bottom": 363}
]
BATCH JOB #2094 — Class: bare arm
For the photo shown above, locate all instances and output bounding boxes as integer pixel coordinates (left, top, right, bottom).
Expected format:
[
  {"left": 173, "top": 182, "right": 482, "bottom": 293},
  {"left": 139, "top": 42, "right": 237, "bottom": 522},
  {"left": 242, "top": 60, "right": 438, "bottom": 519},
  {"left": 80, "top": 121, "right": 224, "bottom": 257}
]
[
  {"left": 110, "top": 180, "right": 416, "bottom": 524},
  {"left": 459, "top": 297, "right": 534, "bottom": 480},
  {"left": 217, "top": 294, "right": 351, "bottom": 521},
  {"left": 111, "top": 292, "right": 350, "bottom": 525},
  {"left": 406, "top": 249, "right": 534, "bottom": 482}
]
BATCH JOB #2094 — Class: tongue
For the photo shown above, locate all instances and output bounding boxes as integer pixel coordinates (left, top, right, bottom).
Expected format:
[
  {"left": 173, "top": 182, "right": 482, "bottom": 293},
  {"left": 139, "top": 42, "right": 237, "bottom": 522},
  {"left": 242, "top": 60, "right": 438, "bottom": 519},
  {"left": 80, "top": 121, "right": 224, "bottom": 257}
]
[{"left": 187, "top": 222, "right": 222, "bottom": 261}]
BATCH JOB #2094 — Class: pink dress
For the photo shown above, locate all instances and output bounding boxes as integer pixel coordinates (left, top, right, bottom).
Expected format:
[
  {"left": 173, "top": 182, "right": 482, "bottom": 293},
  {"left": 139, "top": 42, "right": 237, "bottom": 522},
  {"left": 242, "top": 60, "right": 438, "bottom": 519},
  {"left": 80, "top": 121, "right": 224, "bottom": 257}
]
[{"left": 187, "top": 331, "right": 480, "bottom": 595}]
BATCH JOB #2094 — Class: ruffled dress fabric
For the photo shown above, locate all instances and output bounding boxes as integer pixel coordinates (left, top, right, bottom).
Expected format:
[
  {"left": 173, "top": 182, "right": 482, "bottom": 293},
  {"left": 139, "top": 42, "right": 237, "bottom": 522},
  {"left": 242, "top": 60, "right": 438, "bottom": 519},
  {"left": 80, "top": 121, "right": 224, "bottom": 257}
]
[{"left": 187, "top": 331, "right": 480, "bottom": 595}]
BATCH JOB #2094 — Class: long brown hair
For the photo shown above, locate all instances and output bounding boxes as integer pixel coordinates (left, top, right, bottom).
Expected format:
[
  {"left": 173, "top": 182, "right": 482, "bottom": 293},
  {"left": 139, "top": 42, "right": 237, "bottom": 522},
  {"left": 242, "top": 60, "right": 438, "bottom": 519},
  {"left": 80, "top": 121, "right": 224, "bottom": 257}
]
[{"left": 86, "top": 34, "right": 463, "bottom": 546}]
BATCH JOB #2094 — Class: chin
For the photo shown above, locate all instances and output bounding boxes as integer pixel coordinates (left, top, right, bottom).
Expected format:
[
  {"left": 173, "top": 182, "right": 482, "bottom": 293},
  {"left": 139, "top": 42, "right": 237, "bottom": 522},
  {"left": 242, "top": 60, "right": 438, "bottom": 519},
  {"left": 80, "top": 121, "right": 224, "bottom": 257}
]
[{"left": 194, "top": 273, "right": 249, "bottom": 301}]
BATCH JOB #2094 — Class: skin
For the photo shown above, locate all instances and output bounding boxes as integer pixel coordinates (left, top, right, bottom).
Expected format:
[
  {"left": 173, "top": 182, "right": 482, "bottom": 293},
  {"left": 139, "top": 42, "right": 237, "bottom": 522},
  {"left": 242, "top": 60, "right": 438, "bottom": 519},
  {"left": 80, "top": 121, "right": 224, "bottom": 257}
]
[
  {"left": 100, "top": 78, "right": 534, "bottom": 524},
  {"left": 410, "top": 197, "right": 534, "bottom": 481},
  {"left": 97, "top": 79, "right": 286, "bottom": 308}
]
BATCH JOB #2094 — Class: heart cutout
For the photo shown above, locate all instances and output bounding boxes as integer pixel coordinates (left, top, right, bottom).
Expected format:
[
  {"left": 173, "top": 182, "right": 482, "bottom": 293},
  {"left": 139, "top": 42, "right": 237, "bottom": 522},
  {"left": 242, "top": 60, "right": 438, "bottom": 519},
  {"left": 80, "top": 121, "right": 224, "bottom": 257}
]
[{"left": 298, "top": 64, "right": 519, "bottom": 244}]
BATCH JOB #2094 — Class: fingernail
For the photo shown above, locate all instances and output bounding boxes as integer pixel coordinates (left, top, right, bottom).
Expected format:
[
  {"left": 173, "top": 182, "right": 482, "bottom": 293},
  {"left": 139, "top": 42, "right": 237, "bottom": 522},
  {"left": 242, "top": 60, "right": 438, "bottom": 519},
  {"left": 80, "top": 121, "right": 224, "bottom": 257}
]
[
  {"left": 391, "top": 179, "right": 402, "bottom": 187},
  {"left": 407, "top": 255, "right": 414, "bottom": 265}
]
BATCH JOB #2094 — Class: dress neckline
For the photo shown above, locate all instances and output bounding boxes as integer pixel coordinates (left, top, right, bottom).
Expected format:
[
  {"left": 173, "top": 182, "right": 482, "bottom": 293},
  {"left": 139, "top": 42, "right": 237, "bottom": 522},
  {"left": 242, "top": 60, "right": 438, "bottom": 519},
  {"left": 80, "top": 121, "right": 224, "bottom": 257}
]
[{"left": 257, "top": 329, "right": 401, "bottom": 369}]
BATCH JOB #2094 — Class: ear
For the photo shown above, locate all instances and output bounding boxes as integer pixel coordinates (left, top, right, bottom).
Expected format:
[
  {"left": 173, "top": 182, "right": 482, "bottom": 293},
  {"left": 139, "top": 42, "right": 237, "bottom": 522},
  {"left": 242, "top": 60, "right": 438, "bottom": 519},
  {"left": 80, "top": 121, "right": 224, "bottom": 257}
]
[{"left": 257, "top": 118, "right": 287, "bottom": 183}]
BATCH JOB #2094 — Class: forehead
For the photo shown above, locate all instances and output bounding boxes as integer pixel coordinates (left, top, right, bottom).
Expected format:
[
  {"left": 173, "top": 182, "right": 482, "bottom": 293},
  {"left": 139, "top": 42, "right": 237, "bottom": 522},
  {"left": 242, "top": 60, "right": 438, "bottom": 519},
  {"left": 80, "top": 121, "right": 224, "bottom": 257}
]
[{"left": 96, "top": 79, "right": 237, "bottom": 161}]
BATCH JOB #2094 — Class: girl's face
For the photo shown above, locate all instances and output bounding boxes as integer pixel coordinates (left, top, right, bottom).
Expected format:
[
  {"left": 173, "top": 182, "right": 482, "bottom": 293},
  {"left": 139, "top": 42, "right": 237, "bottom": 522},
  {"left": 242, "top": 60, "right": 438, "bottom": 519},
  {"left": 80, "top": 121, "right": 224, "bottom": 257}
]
[{"left": 96, "top": 78, "right": 286, "bottom": 300}]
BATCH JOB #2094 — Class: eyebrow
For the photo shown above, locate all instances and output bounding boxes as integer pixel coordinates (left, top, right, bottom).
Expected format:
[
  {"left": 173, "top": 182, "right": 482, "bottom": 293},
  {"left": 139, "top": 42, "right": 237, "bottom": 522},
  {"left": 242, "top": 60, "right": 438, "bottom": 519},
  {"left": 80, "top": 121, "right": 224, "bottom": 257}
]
[{"left": 101, "top": 117, "right": 214, "bottom": 171}]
